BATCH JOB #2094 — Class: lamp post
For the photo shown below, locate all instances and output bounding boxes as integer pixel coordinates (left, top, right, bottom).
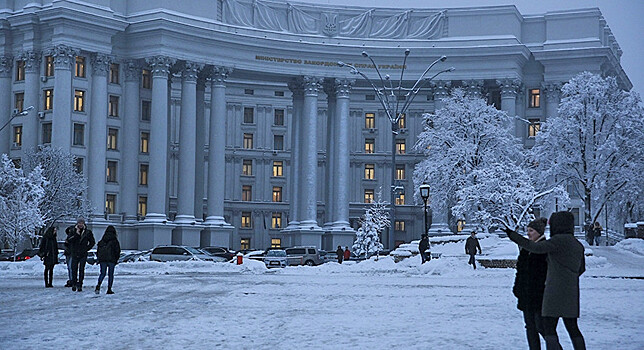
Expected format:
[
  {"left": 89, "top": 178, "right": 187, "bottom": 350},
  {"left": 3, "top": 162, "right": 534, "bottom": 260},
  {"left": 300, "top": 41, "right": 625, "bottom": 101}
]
[
  {"left": 339, "top": 50, "right": 453, "bottom": 249},
  {"left": 0, "top": 106, "right": 34, "bottom": 133},
  {"left": 419, "top": 183, "right": 430, "bottom": 238}
]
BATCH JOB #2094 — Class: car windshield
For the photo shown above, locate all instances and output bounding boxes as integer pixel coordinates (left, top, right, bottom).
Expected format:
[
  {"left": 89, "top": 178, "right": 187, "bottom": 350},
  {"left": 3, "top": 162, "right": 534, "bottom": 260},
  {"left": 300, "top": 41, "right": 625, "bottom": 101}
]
[
  {"left": 266, "top": 250, "right": 286, "bottom": 257},
  {"left": 184, "top": 247, "right": 202, "bottom": 255}
]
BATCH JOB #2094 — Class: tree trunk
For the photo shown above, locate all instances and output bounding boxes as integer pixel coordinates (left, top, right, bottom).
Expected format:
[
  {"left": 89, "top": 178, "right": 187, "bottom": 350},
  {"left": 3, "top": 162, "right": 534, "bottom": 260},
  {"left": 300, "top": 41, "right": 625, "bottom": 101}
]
[{"left": 584, "top": 186, "right": 592, "bottom": 235}]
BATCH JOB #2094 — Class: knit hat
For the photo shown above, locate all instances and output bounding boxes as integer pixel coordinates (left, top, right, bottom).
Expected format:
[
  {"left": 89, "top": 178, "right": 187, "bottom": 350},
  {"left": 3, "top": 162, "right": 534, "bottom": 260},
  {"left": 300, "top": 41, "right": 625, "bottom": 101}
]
[
  {"left": 549, "top": 211, "right": 575, "bottom": 236},
  {"left": 527, "top": 217, "right": 547, "bottom": 236}
]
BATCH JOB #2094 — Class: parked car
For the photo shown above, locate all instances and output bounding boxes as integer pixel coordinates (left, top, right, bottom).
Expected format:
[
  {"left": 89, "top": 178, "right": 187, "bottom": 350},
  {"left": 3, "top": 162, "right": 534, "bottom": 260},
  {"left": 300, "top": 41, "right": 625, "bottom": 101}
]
[
  {"left": 244, "top": 250, "right": 266, "bottom": 262},
  {"left": 86, "top": 249, "right": 98, "bottom": 265},
  {"left": 200, "top": 246, "right": 235, "bottom": 261},
  {"left": 3, "top": 248, "right": 40, "bottom": 262},
  {"left": 150, "top": 245, "right": 222, "bottom": 262},
  {"left": 119, "top": 249, "right": 152, "bottom": 263},
  {"left": 285, "top": 246, "right": 324, "bottom": 266},
  {"left": 263, "top": 249, "right": 288, "bottom": 268}
]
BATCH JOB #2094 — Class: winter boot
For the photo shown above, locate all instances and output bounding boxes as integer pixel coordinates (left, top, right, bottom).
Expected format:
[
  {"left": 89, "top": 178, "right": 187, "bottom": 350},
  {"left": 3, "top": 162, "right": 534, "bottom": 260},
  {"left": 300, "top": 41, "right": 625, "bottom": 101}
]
[
  {"left": 543, "top": 335, "right": 562, "bottom": 350},
  {"left": 77, "top": 285, "right": 83, "bottom": 292},
  {"left": 571, "top": 337, "right": 586, "bottom": 350},
  {"left": 72, "top": 285, "right": 77, "bottom": 291},
  {"left": 95, "top": 285, "right": 100, "bottom": 295},
  {"left": 106, "top": 289, "right": 114, "bottom": 295},
  {"left": 65, "top": 280, "right": 72, "bottom": 287}
]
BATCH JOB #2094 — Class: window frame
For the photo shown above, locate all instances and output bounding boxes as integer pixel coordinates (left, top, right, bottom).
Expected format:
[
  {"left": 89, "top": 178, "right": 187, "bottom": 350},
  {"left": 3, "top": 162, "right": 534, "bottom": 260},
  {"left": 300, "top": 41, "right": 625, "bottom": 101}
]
[
  {"left": 74, "top": 56, "right": 86, "bottom": 78},
  {"left": 72, "top": 123, "right": 85, "bottom": 146},
  {"left": 529, "top": 89, "right": 541, "bottom": 108}
]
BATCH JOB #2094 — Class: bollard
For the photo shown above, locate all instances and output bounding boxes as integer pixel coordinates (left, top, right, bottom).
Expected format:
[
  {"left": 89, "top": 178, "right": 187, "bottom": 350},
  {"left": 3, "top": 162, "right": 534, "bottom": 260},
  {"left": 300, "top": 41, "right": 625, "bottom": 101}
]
[{"left": 236, "top": 252, "right": 243, "bottom": 265}]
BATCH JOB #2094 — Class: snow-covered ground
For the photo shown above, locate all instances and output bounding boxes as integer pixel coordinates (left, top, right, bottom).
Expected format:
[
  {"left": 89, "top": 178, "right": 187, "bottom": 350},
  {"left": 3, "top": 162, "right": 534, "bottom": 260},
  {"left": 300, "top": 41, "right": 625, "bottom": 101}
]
[{"left": 1, "top": 237, "right": 643, "bottom": 349}]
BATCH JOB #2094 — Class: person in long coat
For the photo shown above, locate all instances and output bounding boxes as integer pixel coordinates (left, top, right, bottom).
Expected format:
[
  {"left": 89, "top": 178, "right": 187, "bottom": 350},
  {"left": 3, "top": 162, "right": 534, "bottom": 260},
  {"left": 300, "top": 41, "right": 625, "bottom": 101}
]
[
  {"left": 39, "top": 226, "right": 59, "bottom": 288},
  {"left": 512, "top": 218, "right": 548, "bottom": 349},
  {"left": 506, "top": 211, "right": 586, "bottom": 350},
  {"left": 63, "top": 226, "right": 74, "bottom": 287},
  {"left": 336, "top": 246, "right": 344, "bottom": 264},
  {"left": 418, "top": 234, "right": 430, "bottom": 264},
  {"left": 95, "top": 225, "right": 121, "bottom": 295},
  {"left": 465, "top": 231, "right": 482, "bottom": 269}
]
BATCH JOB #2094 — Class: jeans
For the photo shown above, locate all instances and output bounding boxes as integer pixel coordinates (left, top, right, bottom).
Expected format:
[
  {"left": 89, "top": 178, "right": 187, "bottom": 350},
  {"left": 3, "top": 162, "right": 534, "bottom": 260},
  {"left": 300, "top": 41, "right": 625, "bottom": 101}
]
[
  {"left": 542, "top": 316, "right": 586, "bottom": 350},
  {"left": 97, "top": 262, "right": 116, "bottom": 290},
  {"left": 523, "top": 308, "right": 545, "bottom": 350},
  {"left": 468, "top": 254, "right": 477, "bottom": 269},
  {"left": 594, "top": 236, "right": 602, "bottom": 246},
  {"left": 65, "top": 255, "right": 72, "bottom": 282},
  {"left": 71, "top": 255, "right": 87, "bottom": 288}
]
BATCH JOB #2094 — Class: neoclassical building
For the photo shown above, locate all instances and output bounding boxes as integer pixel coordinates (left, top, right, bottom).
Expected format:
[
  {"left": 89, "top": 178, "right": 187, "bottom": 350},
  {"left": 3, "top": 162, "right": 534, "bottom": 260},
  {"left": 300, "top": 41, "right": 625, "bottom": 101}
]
[{"left": 0, "top": 1, "right": 630, "bottom": 250}]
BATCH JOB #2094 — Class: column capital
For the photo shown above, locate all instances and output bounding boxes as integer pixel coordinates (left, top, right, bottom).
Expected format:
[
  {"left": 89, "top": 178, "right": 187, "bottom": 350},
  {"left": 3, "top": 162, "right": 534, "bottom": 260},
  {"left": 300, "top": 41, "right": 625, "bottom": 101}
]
[
  {"left": 0, "top": 55, "right": 12, "bottom": 78},
  {"left": 48, "top": 44, "right": 78, "bottom": 70},
  {"left": 462, "top": 79, "right": 484, "bottom": 97},
  {"left": 302, "top": 76, "right": 323, "bottom": 96},
  {"left": 496, "top": 78, "right": 521, "bottom": 98},
  {"left": 431, "top": 80, "right": 451, "bottom": 98},
  {"left": 334, "top": 78, "right": 354, "bottom": 98},
  {"left": 124, "top": 60, "right": 141, "bottom": 82},
  {"left": 18, "top": 50, "right": 41, "bottom": 73},
  {"left": 182, "top": 61, "right": 204, "bottom": 82},
  {"left": 91, "top": 52, "right": 112, "bottom": 76},
  {"left": 146, "top": 56, "right": 176, "bottom": 77},
  {"left": 209, "top": 65, "right": 232, "bottom": 86},
  {"left": 541, "top": 81, "right": 562, "bottom": 103},
  {"left": 288, "top": 80, "right": 304, "bottom": 98}
]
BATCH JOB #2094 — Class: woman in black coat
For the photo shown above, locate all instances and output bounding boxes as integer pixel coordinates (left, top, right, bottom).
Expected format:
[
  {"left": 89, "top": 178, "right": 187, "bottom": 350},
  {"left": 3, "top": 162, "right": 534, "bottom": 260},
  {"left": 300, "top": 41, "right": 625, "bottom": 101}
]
[
  {"left": 39, "top": 226, "right": 59, "bottom": 288},
  {"left": 513, "top": 218, "right": 548, "bottom": 350},
  {"left": 95, "top": 225, "right": 121, "bottom": 294}
]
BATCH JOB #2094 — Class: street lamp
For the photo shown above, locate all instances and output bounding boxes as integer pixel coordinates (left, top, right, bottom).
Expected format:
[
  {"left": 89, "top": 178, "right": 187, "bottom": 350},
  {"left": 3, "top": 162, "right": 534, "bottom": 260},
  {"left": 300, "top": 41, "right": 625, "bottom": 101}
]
[
  {"left": 0, "top": 106, "right": 34, "bottom": 133},
  {"left": 339, "top": 50, "right": 453, "bottom": 249},
  {"left": 419, "top": 183, "right": 430, "bottom": 238}
]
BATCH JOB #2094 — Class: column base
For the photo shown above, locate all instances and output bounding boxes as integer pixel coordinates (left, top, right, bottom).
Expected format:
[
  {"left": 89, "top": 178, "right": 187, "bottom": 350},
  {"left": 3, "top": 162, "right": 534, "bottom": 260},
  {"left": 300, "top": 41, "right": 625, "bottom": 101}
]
[
  {"left": 428, "top": 223, "right": 452, "bottom": 236},
  {"left": 282, "top": 221, "right": 301, "bottom": 232},
  {"left": 172, "top": 224, "right": 204, "bottom": 247},
  {"left": 323, "top": 225, "right": 356, "bottom": 251},
  {"left": 202, "top": 215, "right": 230, "bottom": 226},
  {"left": 288, "top": 224, "right": 324, "bottom": 248},
  {"left": 143, "top": 213, "right": 169, "bottom": 224},
  {"left": 201, "top": 224, "right": 234, "bottom": 248},
  {"left": 137, "top": 222, "right": 176, "bottom": 250},
  {"left": 174, "top": 214, "right": 197, "bottom": 225},
  {"left": 116, "top": 223, "right": 139, "bottom": 250}
]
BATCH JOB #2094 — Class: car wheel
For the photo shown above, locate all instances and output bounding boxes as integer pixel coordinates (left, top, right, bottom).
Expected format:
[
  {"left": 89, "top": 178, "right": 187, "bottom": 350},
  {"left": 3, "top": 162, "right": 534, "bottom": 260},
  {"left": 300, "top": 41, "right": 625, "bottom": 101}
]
[{"left": 305, "top": 260, "right": 315, "bottom": 266}]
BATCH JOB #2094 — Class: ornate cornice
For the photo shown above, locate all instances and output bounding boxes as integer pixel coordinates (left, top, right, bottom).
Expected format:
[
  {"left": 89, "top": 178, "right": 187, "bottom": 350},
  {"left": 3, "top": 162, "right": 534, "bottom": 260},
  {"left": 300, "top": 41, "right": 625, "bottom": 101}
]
[
  {"left": 0, "top": 56, "right": 12, "bottom": 78},
  {"left": 49, "top": 45, "right": 78, "bottom": 70},
  {"left": 209, "top": 65, "right": 232, "bottom": 86},
  {"left": 145, "top": 56, "right": 176, "bottom": 77},
  {"left": 334, "top": 78, "right": 354, "bottom": 98},
  {"left": 124, "top": 60, "right": 141, "bottom": 82},
  {"left": 91, "top": 53, "right": 112, "bottom": 76},
  {"left": 18, "top": 51, "right": 40, "bottom": 73},
  {"left": 302, "top": 76, "right": 323, "bottom": 96},
  {"left": 182, "top": 61, "right": 203, "bottom": 82},
  {"left": 497, "top": 78, "right": 521, "bottom": 98}
]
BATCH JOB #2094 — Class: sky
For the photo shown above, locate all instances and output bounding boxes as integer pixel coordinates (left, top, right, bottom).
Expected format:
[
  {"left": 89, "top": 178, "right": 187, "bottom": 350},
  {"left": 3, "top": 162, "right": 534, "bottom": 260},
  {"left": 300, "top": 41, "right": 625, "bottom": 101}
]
[{"left": 294, "top": 0, "right": 644, "bottom": 96}]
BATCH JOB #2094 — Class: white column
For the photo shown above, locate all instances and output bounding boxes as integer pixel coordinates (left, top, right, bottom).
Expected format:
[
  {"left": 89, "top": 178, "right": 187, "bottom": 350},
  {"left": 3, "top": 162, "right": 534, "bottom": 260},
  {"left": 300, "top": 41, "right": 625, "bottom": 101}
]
[
  {"left": 429, "top": 80, "right": 451, "bottom": 235},
  {"left": 0, "top": 56, "right": 12, "bottom": 155},
  {"left": 175, "top": 61, "right": 202, "bottom": 224},
  {"left": 50, "top": 45, "right": 76, "bottom": 151},
  {"left": 121, "top": 61, "right": 141, "bottom": 222},
  {"left": 323, "top": 80, "right": 336, "bottom": 228},
  {"left": 19, "top": 51, "right": 40, "bottom": 153},
  {"left": 144, "top": 56, "right": 175, "bottom": 222},
  {"left": 87, "top": 53, "right": 110, "bottom": 220},
  {"left": 497, "top": 78, "right": 521, "bottom": 136},
  {"left": 543, "top": 82, "right": 561, "bottom": 120},
  {"left": 432, "top": 80, "right": 451, "bottom": 111},
  {"left": 285, "top": 80, "right": 303, "bottom": 229},
  {"left": 194, "top": 75, "right": 206, "bottom": 221},
  {"left": 299, "top": 76, "right": 323, "bottom": 228},
  {"left": 332, "top": 78, "right": 354, "bottom": 230}
]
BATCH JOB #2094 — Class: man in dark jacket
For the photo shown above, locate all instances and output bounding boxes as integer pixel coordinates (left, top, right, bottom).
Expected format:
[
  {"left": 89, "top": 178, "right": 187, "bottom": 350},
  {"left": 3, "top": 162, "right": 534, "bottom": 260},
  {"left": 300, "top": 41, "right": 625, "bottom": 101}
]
[
  {"left": 465, "top": 231, "right": 482, "bottom": 269},
  {"left": 67, "top": 218, "right": 95, "bottom": 292},
  {"left": 513, "top": 218, "right": 548, "bottom": 350},
  {"left": 63, "top": 226, "right": 74, "bottom": 287},
  {"left": 95, "top": 225, "right": 121, "bottom": 295},
  {"left": 418, "top": 234, "right": 430, "bottom": 264},
  {"left": 506, "top": 211, "right": 586, "bottom": 350},
  {"left": 336, "top": 246, "right": 344, "bottom": 264}
]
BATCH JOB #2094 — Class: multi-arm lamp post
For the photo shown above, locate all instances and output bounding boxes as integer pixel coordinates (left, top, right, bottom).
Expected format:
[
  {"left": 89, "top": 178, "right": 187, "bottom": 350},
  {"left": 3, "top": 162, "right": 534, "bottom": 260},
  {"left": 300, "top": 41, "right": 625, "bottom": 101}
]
[
  {"left": 419, "top": 183, "right": 430, "bottom": 238},
  {"left": 0, "top": 106, "right": 34, "bottom": 133},
  {"left": 338, "top": 50, "right": 453, "bottom": 249}
]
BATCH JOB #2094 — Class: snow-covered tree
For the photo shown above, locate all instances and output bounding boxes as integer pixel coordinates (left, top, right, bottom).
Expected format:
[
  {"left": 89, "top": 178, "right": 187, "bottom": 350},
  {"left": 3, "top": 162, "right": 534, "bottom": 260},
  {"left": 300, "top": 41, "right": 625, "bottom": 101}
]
[
  {"left": 0, "top": 155, "right": 45, "bottom": 260},
  {"left": 532, "top": 72, "right": 644, "bottom": 227},
  {"left": 23, "top": 146, "right": 90, "bottom": 234},
  {"left": 352, "top": 189, "right": 389, "bottom": 258}
]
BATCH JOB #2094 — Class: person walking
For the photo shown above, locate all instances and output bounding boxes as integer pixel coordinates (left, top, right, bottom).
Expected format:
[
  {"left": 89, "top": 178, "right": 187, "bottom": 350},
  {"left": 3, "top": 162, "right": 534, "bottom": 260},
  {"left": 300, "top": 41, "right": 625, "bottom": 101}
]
[
  {"left": 38, "top": 226, "right": 59, "bottom": 288},
  {"left": 67, "top": 218, "right": 95, "bottom": 292},
  {"left": 419, "top": 233, "right": 430, "bottom": 264},
  {"left": 512, "top": 218, "right": 548, "bottom": 350},
  {"left": 63, "top": 226, "right": 74, "bottom": 287},
  {"left": 584, "top": 221, "right": 594, "bottom": 246},
  {"left": 336, "top": 245, "right": 344, "bottom": 264},
  {"left": 344, "top": 247, "right": 351, "bottom": 262},
  {"left": 95, "top": 225, "right": 121, "bottom": 295},
  {"left": 505, "top": 211, "right": 586, "bottom": 350},
  {"left": 592, "top": 222, "right": 603, "bottom": 246},
  {"left": 465, "top": 231, "right": 482, "bottom": 269}
]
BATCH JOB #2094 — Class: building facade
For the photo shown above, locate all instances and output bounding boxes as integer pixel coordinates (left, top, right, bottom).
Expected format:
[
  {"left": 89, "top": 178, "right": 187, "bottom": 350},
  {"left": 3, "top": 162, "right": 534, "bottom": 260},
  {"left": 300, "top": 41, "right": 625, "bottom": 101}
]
[{"left": 0, "top": 0, "right": 630, "bottom": 250}]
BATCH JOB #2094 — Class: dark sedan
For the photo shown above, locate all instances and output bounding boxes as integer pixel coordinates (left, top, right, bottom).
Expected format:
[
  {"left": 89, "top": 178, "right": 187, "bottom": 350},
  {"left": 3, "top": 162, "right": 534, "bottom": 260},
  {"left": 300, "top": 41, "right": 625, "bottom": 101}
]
[{"left": 199, "top": 246, "right": 235, "bottom": 261}]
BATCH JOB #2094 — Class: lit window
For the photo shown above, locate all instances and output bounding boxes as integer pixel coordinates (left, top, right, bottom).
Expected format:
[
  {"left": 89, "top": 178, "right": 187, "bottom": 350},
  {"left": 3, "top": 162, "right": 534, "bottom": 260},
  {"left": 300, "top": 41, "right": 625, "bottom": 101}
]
[
  {"left": 365, "top": 113, "right": 375, "bottom": 129},
  {"left": 241, "top": 213, "right": 252, "bottom": 229},
  {"left": 140, "top": 132, "right": 149, "bottom": 153},
  {"left": 365, "top": 138, "right": 375, "bottom": 154},
  {"left": 73, "top": 157, "right": 83, "bottom": 174},
  {"left": 457, "top": 219, "right": 466, "bottom": 232},
  {"left": 272, "top": 161, "right": 283, "bottom": 177},
  {"left": 142, "top": 69, "right": 151, "bottom": 89},
  {"left": 73, "top": 123, "right": 85, "bottom": 146},
  {"left": 243, "top": 133, "right": 253, "bottom": 149},
  {"left": 13, "top": 125, "right": 22, "bottom": 147},
  {"left": 42, "top": 123, "right": 52, "bottom": 144},
  {"left": 109, "top": 95, "right": 119, "bottom": 117},
  {"left": 396, "top": 164, "right": 405, "bottom": 180},
  {"left": 243, "top": 107, "right": 254, "bottom": 124},
  {"left": 274, "top": 109, "right": 284, "bottom": 126},
  {"left": 138, "top": 196, "right": 147, "bottom": 217},
  {"left": 141, "top": 100, "right": 151, "bottom": 121},
  {"left": 529, "top": 89, "right": 540, "bottom": 108},
  {"left": 396, "top": 139, "right": 406, "bottom": 154},
  {"left": 364, "top": 164, "right": 375, "bottom": 180},
  {"left": 528, "top": 119, "right": 541, "bottom": 138},
  {"left": 109, "top": 63, "right": 119, "bottom": 84},
  {"left": 274, "top": 135, "right": 284, "bottom": 150},
  {"left": 364, "top": 189, "right": 374, "bottom": 203},
  {"left": 14, "top": 93, "right": 24, "bottom": 112},
  {"left": 397, "top": 113, "right": 406, "bottom": 129},
  {"left": 75, "top": 56, "right": 86, "bottom": 78},
  {"left": 272, "top": 187, "right": 282, "bottom": 202},
  {"left": 107, "top": 128, "right": 118, "bottom": 150},
  {"left": 395, "top": 220, "right": 405, "bottom": 231},
  {"left": 240, "top": 237, "right": 251, "bottom": 248},
  {"left": 139, "top": 163, "right": 148, "bottom": 186},
  {"left": 271, "top": 214, "right": 282, "bottom": 229},
  {"left": 106, "top": 160, "right": 118, "bottom": 183},
  {"left": 242, "top": 159, "right": 252, "bottom": 176},
  {"left": 105, "top": 194, "right": 116, "bottom": 214},
  {"left": 45, "top": 56, "right": 54, "bottom": 77},
  {"left": 271, "top": 237, "right": 281, "bottom": 246},
  {"left": 44, "top": 89, "right": 54, "bottom": 110},
  {"left": 74, "top": 90, "right": 85, "bottom": 112},
  {"left": 395, "top": 192, "right": 405, "bottom": 205},
  {"left": 242, "top": 185, "right": 252, "bottom": 201},
  {"left": 16, "top": 60, "right": 25, "bottom": 81}
]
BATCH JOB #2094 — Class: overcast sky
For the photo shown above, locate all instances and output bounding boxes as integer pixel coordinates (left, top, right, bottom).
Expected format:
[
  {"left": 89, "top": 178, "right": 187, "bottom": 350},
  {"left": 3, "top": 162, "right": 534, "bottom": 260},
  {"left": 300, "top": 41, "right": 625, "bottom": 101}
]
[{"left": 294, "top": 0, "right": 644, "bottom": 96}]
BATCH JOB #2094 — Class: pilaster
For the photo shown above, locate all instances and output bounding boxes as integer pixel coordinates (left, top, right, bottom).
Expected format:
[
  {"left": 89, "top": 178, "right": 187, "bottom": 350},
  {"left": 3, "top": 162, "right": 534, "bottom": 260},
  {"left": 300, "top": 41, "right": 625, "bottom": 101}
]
[
  {"left": 19, "top": 51, "right": 40, "bottom": 152},
  {"left": 121, "top": 60, "right": 141, "bottom": 222},
  {"left": 0, "top": 56, "right": 12, "bottom": 155},
  {"left": 284, "top": 80, "right": 304, "bottom": 231},
  {"left": 50, "top": 45, "right": 77, "bottom": 151}
]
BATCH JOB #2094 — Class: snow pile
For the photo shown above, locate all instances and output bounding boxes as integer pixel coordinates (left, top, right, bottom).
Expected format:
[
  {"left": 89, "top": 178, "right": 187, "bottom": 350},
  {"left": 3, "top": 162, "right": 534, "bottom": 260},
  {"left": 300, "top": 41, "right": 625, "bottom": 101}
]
[
  {"left": 614, "top": 239, "right": 644, "bottom": 256},
  {"left": 585, "top": 255, "right": 610, "bottom": 269}
]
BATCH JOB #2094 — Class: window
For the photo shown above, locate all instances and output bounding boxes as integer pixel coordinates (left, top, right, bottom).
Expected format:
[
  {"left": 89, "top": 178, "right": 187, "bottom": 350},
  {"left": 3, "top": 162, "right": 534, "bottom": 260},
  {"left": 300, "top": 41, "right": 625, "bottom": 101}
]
[
  {"left": 106, "top": 160, "right": 118, "bottom": 183},
  {"left": 242, "top": 159, "right": 252, "bottom": 176},
  {"left": 243, "top": 107, "right": 254, "bottom": 124},
  {"left": 364, "top": 164, "right": 375, "bottom": 180},
  {"left": 528, "top": 118, "right": 541, "bottom": 138},
  {"left": 73, "top": 123, "right": 85, "bottom": 146},
  {"left": 365, "top": 113, "right": 375, "bottom": 129},
  {"left": 244, "top": 89, "right": 254, "bottom": 95},
  {"left": 109, "top": 95, "right": 119, "bottom": 117},
  {"left": 365, "top": 138, "right": 375, "bottom": 154},
  {"left": 272, "top": 186, "right": 282, "bottom": 202},
  {"left": 275, "top": 90, "right": 284, "bottom": 97},
  {"left": 141, "top": 100, "right": 151, "bottom": 121},
  {"left": 107, "top": 128, "right": 118, "bottom": 150},
  {"left": 73, "top": 157, "right": 83, "bottom": 174},
  {"left": 140, "top": 132, "right": 149, "bottom": 153},
  {"left": 45, "top": 56, "right": 54, "bottom": 76},
  {"left": 138, "top": 196, "right": 147, "bottom": 217},
  {"left": 395, "top": 220, "right": 405, "bottom": 231},
  {"left": 109, "top": 63, "right": 119, "bottom": 84},
  {"left": 75, "top": 56, "right": 86, "bottom": 78},
  {"left": 529, "top": 89, "right": 540, "bottom": 108},
  {"left": 395, "top": 192, "right": 405, "bottom": 205},
  {"left": 457, "top": 219, "right": 466, "bottom": 233},
  {"left": 397, "top": 113, "right": 406, "bottom": 129},
  {"left": 243, "top": 133, "right": 253, "bottom": 149},
  {"left": 240, "top": 237, "right": 251, "bottom": 249},
  {"left": 396, "top": 139, "right": 406, "bottom": 154},
  {"left": 14, "top": 92, "right": 24, "bottom": 112},
  {"left": 44, "top": 89, "right": 53, "bottom": 110},
  {"left": 16, "top": 60, "right": 25, "bottom": 81},
  {"left": 142, "top": 69, "right": 151, "bottom": 89},
  {"left": 242, "top": 185, "right": 252, "bottom": 201},
  {"left": 271, "top": 214, "right": 282, "bottom": 229},
  {"left": 74, "top": 90, "right": 85, "bottom": 112},
  {"left": 13, "top": 125, "right": 22, "bottom": 147},
  {"left": 396, "top": 164, "right": 405, "bottom": 180},
  {"left": 274, "top": 135, "right": 284, "bottom": 150},
  {"left": 139, "top": 163, "right": 149, "bottom": 186},
  {"left": 271, "top": 237, "right": 281, "bottom": 246},
  {"left": 241, "top": 213, "right": 252, "bottom": 229},
  {"left": 42, "top": 122, "right": 52, "bottom": 144},
  {"left": 105, "top": 194, "right": 116, "bottom": 214},
  {"left": 274, "top": 109, "right": 285, "bottom": 126},
  {"left": 273, "top": 161, "right": 283, "bottom": 177},
  {"left": 364, "top": 189, "right": 374, "bottom": 203},
  {"left": 365, "top": 94, "right": 375, "bottom": 101}
]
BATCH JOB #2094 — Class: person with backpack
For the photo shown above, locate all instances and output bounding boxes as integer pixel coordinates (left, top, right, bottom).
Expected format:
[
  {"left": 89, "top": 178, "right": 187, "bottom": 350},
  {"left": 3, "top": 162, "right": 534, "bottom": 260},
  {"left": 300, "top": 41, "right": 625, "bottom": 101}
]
[
  {"left": 38, "top": 226, "right": 59, "bottom": 288},
  {"left": 95, "top": 225, "right": 121, "bottom": 295}
]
